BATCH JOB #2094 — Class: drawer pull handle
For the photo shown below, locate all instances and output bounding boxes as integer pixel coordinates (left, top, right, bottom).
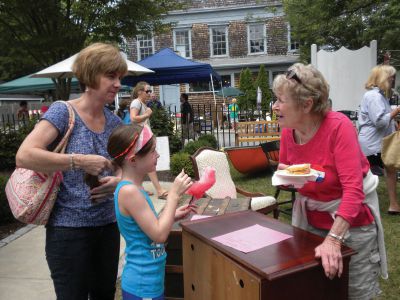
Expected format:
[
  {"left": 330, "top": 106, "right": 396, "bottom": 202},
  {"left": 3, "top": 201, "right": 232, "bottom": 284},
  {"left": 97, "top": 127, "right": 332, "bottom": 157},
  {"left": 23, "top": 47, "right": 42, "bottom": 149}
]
[
  {"left": 192, "top": 284, "right": 195, "bottom": 291},
  {"left": 191, "top": 244, "right": 195, "bottom": 251}
]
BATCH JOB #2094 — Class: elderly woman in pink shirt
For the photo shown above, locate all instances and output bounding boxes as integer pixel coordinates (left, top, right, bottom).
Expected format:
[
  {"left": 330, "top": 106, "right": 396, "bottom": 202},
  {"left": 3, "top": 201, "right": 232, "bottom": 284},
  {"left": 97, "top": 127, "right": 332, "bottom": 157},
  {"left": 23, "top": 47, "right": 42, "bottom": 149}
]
[{"left": 272, "top": 63, "right": 386, "bottom": 300}]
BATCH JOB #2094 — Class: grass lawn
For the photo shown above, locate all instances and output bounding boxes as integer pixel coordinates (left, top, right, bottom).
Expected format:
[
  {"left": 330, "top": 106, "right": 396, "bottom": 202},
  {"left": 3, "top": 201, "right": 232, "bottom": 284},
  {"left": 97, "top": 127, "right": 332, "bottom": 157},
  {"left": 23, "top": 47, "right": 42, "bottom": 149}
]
[{"left": 231, "top": 167, "right": 400, "bottom": 299}]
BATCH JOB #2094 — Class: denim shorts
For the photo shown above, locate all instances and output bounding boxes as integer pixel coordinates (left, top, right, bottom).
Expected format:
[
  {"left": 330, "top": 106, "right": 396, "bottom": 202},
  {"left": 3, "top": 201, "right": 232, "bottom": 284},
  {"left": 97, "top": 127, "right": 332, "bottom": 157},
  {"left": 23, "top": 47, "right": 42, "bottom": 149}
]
[{"left": 122, "top": 290, "right": 164, "bottom": 300}]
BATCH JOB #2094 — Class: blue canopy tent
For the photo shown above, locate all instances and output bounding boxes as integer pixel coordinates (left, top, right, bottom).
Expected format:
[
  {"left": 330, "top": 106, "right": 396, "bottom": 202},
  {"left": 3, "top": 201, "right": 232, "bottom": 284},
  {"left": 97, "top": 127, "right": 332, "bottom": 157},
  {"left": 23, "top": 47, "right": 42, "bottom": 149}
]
[{"left": 122, "top": 48, "right": 221, "bottom": 86}]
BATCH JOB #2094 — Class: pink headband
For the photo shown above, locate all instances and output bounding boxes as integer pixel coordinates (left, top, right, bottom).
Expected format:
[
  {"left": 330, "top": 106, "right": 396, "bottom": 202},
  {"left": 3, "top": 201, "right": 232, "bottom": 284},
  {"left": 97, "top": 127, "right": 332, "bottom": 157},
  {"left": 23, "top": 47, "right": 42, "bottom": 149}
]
[
  {"left": 125, "top": 125, "right": 153, "bottom": 160},
  {"left": 135, "top": 125, "right": 153, "bottom": 154}
]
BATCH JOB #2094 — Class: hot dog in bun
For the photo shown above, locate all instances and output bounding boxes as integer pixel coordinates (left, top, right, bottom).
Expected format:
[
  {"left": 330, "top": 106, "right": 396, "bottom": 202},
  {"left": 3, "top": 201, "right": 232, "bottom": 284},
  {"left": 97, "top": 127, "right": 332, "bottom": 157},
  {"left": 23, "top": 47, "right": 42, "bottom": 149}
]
[{"left": 285, "top": 164, "right": 311, "bottom": 175}]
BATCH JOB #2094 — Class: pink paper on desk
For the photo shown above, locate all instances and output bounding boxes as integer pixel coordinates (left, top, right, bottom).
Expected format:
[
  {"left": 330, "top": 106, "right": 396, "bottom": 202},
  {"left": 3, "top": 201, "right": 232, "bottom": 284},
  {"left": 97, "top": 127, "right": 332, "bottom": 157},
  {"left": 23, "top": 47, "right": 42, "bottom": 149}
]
[
  {"left": 212, "top": 224, "right": 292, "bottom": 253},
  {"left": 190, "top": 214, "right": 213, "bottom": 221}
]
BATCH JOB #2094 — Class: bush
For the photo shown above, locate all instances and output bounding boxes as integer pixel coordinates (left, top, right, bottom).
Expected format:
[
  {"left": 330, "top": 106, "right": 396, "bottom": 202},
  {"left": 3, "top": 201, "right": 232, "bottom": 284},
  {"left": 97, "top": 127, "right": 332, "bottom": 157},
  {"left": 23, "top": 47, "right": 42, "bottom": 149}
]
[
  {"left": 183, "top": 140, "right": 205, "bottom": 155},
  {"left": 0, "top": 175, "right": 15, "bottom": 225},
  {"left": 170, "top": 152, "right": 194, "bottom": 177},
  {"left": 149, "top": 106, "right": 183, "bottom": 155},
  {"left": 169, "top": 133, "right": 183, "bottom": 155},
  {"left": 149, "top": 107, "right": 174, "bottom": 136},
  {"left": 0, "top": 119, "right": 36, "bottom": 171},
  {"left": 197, "top": 134, "right": 218, "bottom": 149},
  {"left": 182, "top": 135, "right": 218, "bottom": 156}
]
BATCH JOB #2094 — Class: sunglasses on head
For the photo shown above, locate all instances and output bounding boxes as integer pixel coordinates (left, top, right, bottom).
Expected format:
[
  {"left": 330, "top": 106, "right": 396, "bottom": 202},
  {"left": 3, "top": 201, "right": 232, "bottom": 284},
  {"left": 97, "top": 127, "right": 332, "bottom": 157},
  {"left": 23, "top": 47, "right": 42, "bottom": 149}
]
[
  {"left": 285, "top": 69, "right": 302, "bottom": 85},
  {"left": 285, "top": 69, "right": 315, "bottom": 93}
]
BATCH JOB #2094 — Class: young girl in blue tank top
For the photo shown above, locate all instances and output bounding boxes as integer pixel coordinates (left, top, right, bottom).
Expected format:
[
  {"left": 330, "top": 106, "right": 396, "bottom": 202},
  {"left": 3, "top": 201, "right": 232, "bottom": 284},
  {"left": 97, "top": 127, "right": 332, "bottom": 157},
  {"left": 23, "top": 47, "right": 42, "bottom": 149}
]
[{"left": 108, "top": 124, "right": 194, "bottom": 300}]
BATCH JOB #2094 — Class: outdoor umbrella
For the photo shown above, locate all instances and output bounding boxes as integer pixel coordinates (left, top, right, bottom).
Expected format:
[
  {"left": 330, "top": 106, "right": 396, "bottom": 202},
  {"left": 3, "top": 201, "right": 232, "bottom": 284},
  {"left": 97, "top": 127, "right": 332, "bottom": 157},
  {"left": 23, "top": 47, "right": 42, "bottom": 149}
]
[
  {"left": 29, "top": 52, "right": 151, "bottom": 103},
  {"left": 31, "top": 52, "right": 153, "bottom": 78},
  {"left": 215, "top": 86, "right": 244, "bottom": 97}
]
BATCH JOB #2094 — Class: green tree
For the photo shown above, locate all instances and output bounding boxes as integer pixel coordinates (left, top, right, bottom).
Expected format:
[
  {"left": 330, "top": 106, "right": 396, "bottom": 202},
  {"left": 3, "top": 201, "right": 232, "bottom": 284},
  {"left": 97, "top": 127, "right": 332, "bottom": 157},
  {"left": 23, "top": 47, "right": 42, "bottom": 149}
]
[
  {"left": 238, "top": 68, "right": 256, "bottom": 109},
  {"left": 255, "top": 64, "right": 272, "bottom": 111},
  {"left": 283, "top": 0, "right": 400, "bottom": 64},
  {"left": 0, "top": 0, "right": 181, "bottom": 99}
]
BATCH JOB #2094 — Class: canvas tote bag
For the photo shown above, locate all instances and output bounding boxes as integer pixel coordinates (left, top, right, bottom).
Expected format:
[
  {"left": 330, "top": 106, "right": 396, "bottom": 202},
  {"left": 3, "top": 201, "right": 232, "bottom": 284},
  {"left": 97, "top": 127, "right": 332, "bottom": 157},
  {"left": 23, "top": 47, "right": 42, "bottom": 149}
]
[
  {"left": 381, "top": 130, "right": 400, "bottom": 169},
  {"left": 5, "top": 101, "right": 75, "bottom": 225}
]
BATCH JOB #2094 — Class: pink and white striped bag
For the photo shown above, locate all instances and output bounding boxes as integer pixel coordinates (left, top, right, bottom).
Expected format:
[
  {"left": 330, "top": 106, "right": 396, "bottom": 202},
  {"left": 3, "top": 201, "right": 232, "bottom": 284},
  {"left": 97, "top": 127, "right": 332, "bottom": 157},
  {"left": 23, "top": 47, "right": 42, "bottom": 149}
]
[{"left": 5, "top": 101, "right": 75, "bottom": 225}]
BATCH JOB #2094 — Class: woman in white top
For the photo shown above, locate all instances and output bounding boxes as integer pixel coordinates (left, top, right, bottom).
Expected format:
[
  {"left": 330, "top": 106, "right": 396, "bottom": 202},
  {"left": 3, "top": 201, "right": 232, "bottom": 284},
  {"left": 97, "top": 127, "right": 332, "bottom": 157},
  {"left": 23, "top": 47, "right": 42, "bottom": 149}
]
[
  {"left": 358, "top": 64, "right": 400, "bottom": 214},
  {"left": 130, "top": 81, "right": 169, "bottom": 199}
]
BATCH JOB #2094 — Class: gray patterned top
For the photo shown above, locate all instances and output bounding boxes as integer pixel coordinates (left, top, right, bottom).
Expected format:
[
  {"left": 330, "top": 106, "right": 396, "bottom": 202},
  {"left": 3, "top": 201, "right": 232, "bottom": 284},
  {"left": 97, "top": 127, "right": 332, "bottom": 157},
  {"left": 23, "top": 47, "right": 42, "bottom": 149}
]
[{"left": 42, "top": 102, "right": 122, "bottom": 227}]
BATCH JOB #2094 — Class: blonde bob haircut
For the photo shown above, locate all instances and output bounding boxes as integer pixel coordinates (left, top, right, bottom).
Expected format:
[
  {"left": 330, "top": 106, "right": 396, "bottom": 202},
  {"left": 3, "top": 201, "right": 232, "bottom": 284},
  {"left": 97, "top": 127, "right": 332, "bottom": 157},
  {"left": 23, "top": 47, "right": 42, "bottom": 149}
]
[
  {"left": 131, "top": 81, "right": 149, "bottom": 99},
  {"left": 365, "top": 64, "right": 396, "bottom": 94},
  {"left": 72, "top": 43, "right": 127, "bottom": 89},
  {"left": 273, "top": 63, "right": 330, "bottom": 115}
]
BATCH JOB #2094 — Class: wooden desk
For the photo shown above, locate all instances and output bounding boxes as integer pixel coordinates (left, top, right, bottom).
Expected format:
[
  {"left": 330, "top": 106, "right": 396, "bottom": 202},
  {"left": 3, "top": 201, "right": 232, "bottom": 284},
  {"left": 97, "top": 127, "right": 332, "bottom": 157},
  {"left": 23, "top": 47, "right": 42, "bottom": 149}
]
[
  {"left": 165, "top": 196, "right": 251, "bottom": 300},
  {"left": 181, "top": 210, "right": 355, "bottom": 300}
]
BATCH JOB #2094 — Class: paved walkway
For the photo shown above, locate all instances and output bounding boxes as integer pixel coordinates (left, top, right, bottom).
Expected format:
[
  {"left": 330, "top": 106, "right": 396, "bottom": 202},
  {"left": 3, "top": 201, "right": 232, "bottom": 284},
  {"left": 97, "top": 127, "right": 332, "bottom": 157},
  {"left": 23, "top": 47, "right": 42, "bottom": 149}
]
[{"left": 0, "top": 181, "right": 171, "bottom": 300}]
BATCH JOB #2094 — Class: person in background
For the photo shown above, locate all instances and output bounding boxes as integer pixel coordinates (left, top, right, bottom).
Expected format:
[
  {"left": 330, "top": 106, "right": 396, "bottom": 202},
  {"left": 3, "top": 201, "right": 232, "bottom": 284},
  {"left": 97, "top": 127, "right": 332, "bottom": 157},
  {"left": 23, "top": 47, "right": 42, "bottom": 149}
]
[
  {"left": 272, "top": 63, "right": 386, "bottom": 299},
  {"left": 40, "top": 104, "right": 49, "bottom": 114},
  {"left": 147, "top": 92, "right": 162, "bottom": 109},
  {"left": 180, "top": 93, "right": 194, "bottom": 140},
  {"left": 17, "top": 100, "right": 29, "bottom": 120},
  {"left": 16, "top": 42, "right": 127, "bottom": 299},
  {"left": 108, "top": 124, "right": 195, "bottom": 300},
  {"left": 228, "top": 98, "right": 239, "bottom": 129},
  {"left": 117, "top": 98, "right": 133, "bottom": 125},
  {"left": 358, "top": 64, "right": 400, "bottom": 214},
  {"left": 130, "top": 81, "right": 169, "bottom": 200}
]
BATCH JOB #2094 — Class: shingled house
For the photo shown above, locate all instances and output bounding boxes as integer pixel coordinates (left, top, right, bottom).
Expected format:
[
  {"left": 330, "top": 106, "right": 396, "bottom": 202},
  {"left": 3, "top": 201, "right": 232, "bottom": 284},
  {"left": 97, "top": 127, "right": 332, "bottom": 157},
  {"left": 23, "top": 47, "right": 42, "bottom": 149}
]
[{"left": 127, "top": 0, "right": 299, "bottom": 111}]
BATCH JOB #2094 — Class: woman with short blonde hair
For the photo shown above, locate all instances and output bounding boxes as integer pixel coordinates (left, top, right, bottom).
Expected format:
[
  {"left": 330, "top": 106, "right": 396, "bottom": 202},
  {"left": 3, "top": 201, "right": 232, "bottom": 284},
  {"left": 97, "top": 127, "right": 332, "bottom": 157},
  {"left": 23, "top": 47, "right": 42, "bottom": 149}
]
[
  {"left": 365, "top": 65, "right": 396, "bottom": 96},
  {"left": 273, "top": 63, "right": 385, "bottom": 299},
  {"left": 358, "top": 64, "right": 399, "bottom": 214},
  {"left": 16, "top": 42, "right": 127, "bottom": 299}
]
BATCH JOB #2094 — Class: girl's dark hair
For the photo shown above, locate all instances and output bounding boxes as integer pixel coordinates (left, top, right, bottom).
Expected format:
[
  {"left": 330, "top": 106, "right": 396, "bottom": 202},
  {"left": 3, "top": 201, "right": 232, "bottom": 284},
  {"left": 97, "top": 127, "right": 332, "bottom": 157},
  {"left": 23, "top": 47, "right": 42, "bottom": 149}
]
[{"left": 107, "top": 124, "right": 155, "bottom": 167}]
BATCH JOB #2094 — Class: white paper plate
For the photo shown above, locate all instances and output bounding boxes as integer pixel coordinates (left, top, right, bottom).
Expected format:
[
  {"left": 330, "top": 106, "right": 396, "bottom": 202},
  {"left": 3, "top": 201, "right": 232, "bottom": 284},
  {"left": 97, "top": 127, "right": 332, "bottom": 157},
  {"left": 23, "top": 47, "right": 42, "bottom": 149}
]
[{"left": 274, "top": 169, "right": 318, "bottom": 178}]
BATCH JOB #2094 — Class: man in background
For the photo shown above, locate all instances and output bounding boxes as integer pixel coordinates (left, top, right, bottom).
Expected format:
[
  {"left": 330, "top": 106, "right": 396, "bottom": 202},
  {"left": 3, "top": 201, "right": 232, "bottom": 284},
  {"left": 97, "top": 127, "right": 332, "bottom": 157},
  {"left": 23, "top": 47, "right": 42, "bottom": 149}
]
[
  {"left": 147, "top": 92, "right": 162, "bottom": 109},
  {"left": 180, "top": 93, "right": 194, "bottom": 141}
]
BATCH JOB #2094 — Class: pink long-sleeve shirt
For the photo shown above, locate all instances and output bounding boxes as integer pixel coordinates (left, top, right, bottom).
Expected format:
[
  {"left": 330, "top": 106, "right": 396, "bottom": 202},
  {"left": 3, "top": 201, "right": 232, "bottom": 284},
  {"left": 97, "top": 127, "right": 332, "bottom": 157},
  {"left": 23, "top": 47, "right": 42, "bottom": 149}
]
[{"left": 280, "top": 111, "right": 373, "bottom": 230}]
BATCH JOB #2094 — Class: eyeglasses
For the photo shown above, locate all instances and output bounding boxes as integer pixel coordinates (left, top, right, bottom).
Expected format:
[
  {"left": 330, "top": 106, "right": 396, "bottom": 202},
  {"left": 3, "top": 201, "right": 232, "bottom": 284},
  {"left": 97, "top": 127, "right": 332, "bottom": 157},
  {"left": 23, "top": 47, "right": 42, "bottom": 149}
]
[
  {"left": 145, "top": 90, "right": 152, "bottom": 94},
  {"left": 285, "top": 69, "right": 302, "bottom": 85},
  {"left": 285, "top": 69, "right": 315, "bottom": 94}
]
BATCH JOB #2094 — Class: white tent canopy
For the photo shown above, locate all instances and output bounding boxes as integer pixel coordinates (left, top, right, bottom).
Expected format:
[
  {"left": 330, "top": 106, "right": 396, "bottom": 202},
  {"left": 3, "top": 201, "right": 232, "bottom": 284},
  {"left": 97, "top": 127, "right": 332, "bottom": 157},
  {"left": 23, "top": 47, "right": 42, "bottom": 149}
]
[{"left": 31, "top": 53, "right": 153, "bottom": 79}]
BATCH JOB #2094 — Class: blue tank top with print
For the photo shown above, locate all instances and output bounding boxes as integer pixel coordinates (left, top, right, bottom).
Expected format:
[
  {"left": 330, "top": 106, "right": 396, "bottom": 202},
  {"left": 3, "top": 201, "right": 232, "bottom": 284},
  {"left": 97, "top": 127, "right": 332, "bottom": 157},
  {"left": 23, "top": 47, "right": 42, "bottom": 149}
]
[{"left": 114, "top": 180, "right": 166, "bottom": 298}]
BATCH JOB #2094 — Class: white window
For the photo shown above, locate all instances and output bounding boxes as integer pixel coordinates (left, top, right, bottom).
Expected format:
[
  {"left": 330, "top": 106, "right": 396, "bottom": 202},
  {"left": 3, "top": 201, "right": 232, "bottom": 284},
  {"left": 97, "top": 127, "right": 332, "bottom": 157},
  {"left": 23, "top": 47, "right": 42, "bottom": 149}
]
[
  {"left": 287, "top": 24, "right": 300, "bottom": 52},
  {"left": 137, "top": 35, "right": 154, "bottom": 60},
  {"left": 174, "top": 29, "right": 192, "bottom": 58},
  {"left": 248, "top": 24, "right": 266, "bottom": 54},
  {"left": 210, "top": 26, "right": 228, "bottom": 57}
]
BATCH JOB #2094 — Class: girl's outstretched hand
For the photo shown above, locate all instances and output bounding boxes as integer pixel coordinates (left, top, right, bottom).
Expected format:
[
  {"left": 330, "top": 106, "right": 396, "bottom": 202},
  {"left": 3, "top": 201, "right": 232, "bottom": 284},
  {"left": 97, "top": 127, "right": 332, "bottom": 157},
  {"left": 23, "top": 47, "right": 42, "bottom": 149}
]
[
  {"left": 174, "top": 204, "right": 197, "bottom": 221},
  {"left": 170, "top": 169, "right": 192, "bottom": 197}
]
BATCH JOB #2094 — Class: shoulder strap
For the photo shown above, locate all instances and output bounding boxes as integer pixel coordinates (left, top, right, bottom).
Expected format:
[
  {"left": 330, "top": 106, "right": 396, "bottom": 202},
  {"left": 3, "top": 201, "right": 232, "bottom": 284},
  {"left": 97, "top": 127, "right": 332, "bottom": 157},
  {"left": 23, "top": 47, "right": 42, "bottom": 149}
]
[{"left": 53, "top": 101, "right": 75, "bottom": 154}]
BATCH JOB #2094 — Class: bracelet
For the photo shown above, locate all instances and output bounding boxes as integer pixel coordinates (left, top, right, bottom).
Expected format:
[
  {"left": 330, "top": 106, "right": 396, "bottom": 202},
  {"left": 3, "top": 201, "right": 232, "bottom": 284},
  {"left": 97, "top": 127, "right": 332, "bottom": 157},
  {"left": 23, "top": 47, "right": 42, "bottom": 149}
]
[
  {"left": 69, "top": 154, "right": 76, "bottom": 170},
  {"left": 327, "top": 232, "right": 345, "bottom": 244}
]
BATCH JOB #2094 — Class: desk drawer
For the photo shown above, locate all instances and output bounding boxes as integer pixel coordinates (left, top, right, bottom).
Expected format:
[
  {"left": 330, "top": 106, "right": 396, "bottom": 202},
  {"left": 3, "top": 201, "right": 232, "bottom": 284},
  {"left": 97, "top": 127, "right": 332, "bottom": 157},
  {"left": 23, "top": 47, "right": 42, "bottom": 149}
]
[{"left": 183, "top": 232, "right": 260, "bottom": 300}]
